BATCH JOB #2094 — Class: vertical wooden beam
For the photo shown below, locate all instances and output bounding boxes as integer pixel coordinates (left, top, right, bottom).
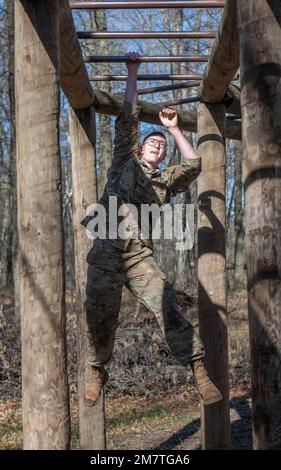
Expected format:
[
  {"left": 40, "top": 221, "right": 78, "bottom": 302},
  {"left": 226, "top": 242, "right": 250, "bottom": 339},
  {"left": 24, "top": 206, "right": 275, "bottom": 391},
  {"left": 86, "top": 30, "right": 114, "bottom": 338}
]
[
  {"left": 69, "top": 106, "right": 106, "bottom": 450},
  {"left": 237, "top": 0, "right": 281, "bottom": 450},
  {"left": 15, "top": 0, "right": 70, "bottom": 449},
  {"left": 197, "top": 102, "right": 230, "bottom": 449}
]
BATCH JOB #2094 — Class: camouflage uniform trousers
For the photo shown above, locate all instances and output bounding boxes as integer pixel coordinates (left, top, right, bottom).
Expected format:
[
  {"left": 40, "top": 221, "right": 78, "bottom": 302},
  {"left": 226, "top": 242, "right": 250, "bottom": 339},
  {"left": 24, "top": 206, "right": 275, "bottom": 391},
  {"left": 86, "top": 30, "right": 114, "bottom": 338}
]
[{"left": 84, "top": 241, "right": 205, "bottom": 368}]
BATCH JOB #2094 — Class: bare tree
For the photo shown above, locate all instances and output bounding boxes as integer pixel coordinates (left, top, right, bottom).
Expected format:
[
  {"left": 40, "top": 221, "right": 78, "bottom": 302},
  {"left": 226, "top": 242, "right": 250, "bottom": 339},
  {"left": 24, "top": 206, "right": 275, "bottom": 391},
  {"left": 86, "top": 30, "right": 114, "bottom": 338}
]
[
  {"left": 83, "top": 8, "right": 113, "bottom": 197},
  {"left": 233, "top": 141, "right": 244, "bottom": 289},
  {"left": 0, "top": 0, "right": 16, "bottom": 291}
]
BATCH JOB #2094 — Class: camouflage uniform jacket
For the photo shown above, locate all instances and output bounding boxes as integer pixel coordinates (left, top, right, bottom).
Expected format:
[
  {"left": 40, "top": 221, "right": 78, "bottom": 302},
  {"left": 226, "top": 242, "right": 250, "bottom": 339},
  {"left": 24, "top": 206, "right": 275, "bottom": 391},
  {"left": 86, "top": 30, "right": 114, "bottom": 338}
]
[{"left": 86, "top": 100, "right": 201, "bottom": 270}]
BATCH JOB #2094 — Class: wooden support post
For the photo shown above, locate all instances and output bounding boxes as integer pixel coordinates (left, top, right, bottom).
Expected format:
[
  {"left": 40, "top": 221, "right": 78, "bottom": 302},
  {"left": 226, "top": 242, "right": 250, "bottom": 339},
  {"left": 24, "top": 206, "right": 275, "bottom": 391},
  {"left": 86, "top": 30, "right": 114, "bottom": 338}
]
[
  {"left": 15, "top": 0, "right": 70, "bottom": 449},
  {"left": 197, "top": 102, "right": 230, "bottom": 449},
  {"left": 69, "top": 106, "right": 106, "bottom": 450},
  {"left": 237, "top": 0, "right": 281, "bottom": 450}
]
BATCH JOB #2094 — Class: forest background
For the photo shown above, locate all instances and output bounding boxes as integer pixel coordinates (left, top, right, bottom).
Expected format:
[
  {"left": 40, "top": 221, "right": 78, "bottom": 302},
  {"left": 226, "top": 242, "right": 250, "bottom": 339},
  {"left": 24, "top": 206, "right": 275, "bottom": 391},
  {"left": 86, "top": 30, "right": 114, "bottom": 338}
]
[{"left": 0, "top": 1, "right": 250, "bottom": 449}]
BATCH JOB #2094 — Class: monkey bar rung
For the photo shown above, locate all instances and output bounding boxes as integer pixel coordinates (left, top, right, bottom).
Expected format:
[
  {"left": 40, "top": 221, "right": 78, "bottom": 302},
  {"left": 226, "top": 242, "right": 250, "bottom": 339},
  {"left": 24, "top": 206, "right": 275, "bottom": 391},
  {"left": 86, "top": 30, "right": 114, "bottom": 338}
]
[
  {"left": 137, "top": 81, "right": 201, "bottom": 95},
  {"left": 78, "top": 31, "right": 216, "bottom": 39},
  {"left": 71, "top": 2, "right": 225, "bottom": 10},
  {"left": 161, "top": 96, "right": 200, "bottom": 106},
  {"left": 89, "top": 74, "right": 202, "bottom": 81},
  {"left": 84, "top": 55, "right": 209, "bottom": 63}
]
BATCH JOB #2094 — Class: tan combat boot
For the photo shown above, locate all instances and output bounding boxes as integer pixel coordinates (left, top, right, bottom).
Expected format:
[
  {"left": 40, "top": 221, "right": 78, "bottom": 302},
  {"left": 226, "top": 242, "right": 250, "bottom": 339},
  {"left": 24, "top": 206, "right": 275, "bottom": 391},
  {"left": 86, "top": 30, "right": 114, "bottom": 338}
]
[
  {"left": 191, "top": 359, "right": 222, "bottom": 406},
  {"left": 84, "top": 366, "right": 108, "bottom": 407}
]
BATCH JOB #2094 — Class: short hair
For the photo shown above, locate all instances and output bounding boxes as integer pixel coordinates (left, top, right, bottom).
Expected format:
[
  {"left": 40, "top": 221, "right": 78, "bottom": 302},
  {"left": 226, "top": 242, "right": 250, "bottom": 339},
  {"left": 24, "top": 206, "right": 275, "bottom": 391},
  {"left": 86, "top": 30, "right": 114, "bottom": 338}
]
[{"left": 142, "top": 131, "right": 167, "bottom": 146}]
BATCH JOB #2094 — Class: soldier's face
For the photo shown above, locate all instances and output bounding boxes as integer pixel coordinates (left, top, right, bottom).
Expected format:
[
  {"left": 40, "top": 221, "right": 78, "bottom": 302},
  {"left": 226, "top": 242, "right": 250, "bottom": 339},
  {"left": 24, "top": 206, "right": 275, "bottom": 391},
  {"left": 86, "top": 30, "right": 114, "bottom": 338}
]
[{"left": 141, "top": 136, "right": 167, "bottom": 169}]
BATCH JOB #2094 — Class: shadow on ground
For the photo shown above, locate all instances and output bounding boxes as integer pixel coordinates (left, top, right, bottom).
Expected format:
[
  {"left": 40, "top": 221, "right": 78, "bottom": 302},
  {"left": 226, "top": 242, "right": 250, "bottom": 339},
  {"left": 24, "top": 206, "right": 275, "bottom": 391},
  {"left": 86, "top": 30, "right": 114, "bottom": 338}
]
[{"left": 153, "top": 393, "right": 252, "bottom": 450}]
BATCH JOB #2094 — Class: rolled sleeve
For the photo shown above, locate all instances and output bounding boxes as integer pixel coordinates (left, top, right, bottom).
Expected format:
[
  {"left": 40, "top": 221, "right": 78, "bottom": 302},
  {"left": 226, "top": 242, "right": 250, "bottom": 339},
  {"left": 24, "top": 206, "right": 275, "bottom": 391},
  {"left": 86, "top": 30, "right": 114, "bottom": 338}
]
[{"left": 164, "top": 156, "right": 201, "bottom": 196}]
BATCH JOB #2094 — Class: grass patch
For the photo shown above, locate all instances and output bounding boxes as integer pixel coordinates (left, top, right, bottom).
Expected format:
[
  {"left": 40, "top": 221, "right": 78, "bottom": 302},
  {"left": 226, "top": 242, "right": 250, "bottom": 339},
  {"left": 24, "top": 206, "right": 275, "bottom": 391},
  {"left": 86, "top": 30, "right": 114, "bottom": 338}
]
[
  {"left": 0, "top": 401, "right": 22, "bottom": 449},
  {"left": 106, "top": 397, "right": 197, "bottom": 448},
  {"left": 69, "top": 396, "right": 198, "bottom": 449}
]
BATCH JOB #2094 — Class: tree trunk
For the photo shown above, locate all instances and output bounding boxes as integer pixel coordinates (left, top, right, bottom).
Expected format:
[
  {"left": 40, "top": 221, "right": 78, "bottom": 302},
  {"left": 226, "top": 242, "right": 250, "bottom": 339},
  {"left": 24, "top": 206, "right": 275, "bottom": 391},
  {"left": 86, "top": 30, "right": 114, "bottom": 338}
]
[
  {"left": 7, "top": 0, "right": 20, "bottom": 316},
  {"left": 91, "top": 8, "right": 112, "bottom": 197},
  {"left": 15, "top": 0, "right": 70, "bottom": 449},
  {"left": 0, "top": 0, "right": 16, "bottom": 290},
  {"left": 170, "top": 8, "right": 189, "bottom": 291},
  {"left": 69, "top": 106, "right": 106, "bottom": 450},
  {"left": 187, "top": 178, "right": 197, "bottom": 287},
  {"left": 237, "top": 0, "right": 281, "bottom": 450},
  {"left": 0, "top": 164, "right": 11, "bottom": 288},
  {"left": 233, "top": 141, "right": 245, "bottom": 289},
  {"left": 197, "top": 102, "right": 230, "bottom": 449}
]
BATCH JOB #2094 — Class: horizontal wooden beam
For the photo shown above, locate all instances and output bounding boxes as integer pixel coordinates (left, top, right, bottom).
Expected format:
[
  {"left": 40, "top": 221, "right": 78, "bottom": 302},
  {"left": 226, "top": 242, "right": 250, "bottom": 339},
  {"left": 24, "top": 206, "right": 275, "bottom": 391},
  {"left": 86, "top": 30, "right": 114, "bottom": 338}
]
[
  {"left": 71, "top": 1, "right": 226, "bottom": 10},
  {"left": 89, "top": 74, "right": 202, "bottom": 81},
  {"left": 84, "top": 55, "right": 209, "bottom": 63},
  {"left": 78, "top": 31, "right": 216, "bottom": 39},
  {"left": 200, "top": 0, "right": 240, "bottom": 103},
  {"left": 91, "top": 89, "right": 241, "bottom": 140},
  {"left": 60, "top": 0, "right": 95, "bottom": 109}
]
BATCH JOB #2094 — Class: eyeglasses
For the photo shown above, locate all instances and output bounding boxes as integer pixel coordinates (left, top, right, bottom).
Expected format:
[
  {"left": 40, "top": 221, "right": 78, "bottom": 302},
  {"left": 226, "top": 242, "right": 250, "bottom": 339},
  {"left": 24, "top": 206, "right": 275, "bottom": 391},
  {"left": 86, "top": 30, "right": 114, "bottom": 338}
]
[{"left": 144, "top": 138, "right": 166, "bottom": 149}]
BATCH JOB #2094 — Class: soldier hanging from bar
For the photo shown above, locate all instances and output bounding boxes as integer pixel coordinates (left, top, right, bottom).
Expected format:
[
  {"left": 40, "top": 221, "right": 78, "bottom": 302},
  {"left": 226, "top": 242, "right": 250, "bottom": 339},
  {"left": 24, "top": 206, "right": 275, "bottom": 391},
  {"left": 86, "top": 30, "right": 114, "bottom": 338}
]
[{"left": 82, "top": 52, "right": 222, "bottom": 407}]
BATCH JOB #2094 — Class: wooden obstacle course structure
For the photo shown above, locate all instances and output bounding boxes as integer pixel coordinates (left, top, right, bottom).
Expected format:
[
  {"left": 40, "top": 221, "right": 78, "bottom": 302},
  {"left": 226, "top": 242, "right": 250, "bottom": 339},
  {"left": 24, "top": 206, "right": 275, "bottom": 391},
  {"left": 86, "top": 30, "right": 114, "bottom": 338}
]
[{"left": 15, "top": 0, "right": 281, "bottom": 451}]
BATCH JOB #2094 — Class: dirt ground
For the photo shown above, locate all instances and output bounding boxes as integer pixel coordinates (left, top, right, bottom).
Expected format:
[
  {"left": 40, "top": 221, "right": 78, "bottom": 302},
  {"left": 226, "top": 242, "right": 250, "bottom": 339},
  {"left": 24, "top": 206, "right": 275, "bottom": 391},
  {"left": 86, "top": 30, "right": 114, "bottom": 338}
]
[
  {"left": 105, "top": 387, "right": 252, "bottom": 450},
  {"left": 0, "top": 288, "right": 252, "bottom": 450},
  {"left": 0, "top": 386, "right": 252, "bottom": 450}
]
